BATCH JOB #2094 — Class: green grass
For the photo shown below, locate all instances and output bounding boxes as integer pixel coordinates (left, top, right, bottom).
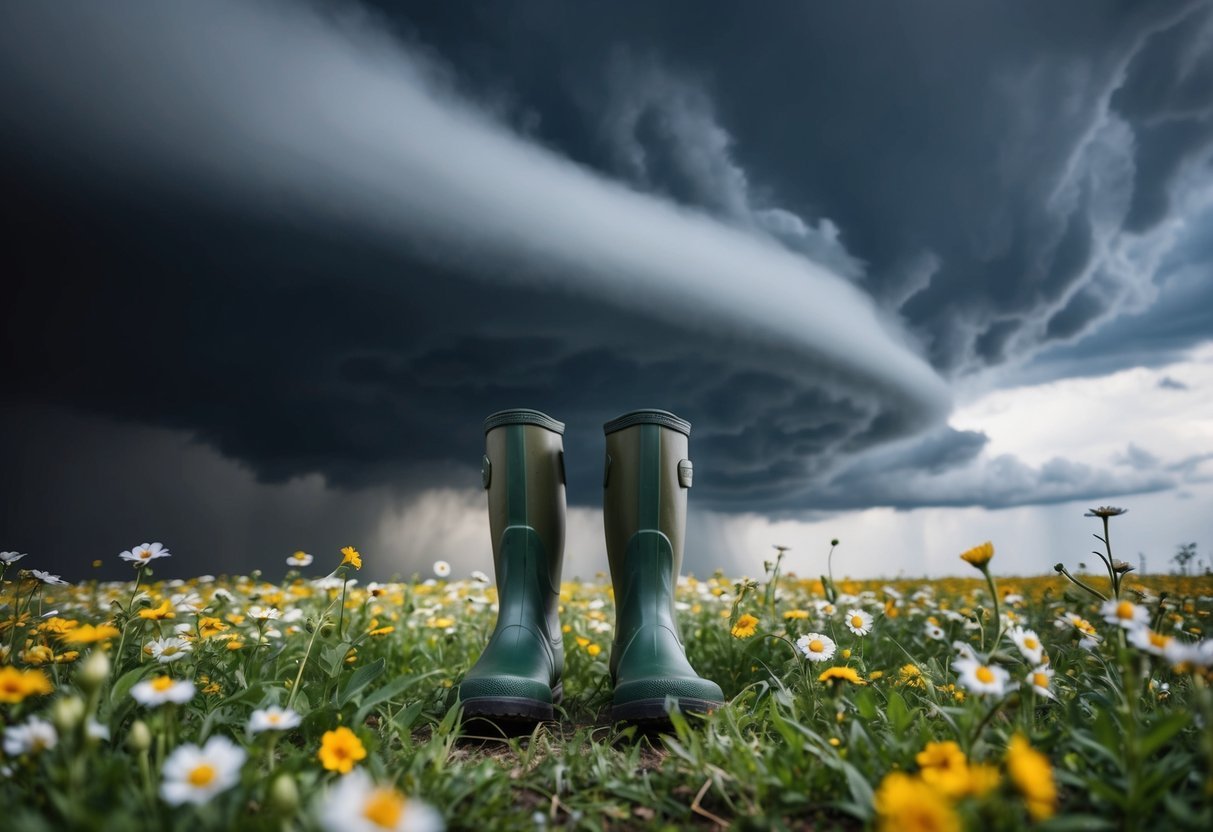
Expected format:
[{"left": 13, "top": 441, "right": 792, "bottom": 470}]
[{"left": 2, "top": 546, "right": 1212, "bottom": 831}]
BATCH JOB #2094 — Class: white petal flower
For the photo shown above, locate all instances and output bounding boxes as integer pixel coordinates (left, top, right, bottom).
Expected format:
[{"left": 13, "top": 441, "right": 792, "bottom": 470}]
[
  {"left": 844, "top": 609, "right": 873, "bottom": 636},
  {"left": 319, "top": 768, "right": 444, "bottom": 832},
  {"left": 160, "top": 735, "right": 246, "bottom": 806},
  {"left": 1128, "top": 626, "right": 1172, "bottom": 656},
  {"left": 1026, "top": 665, "right": 1056, "bottom": 699},
  {"left": 248, "top": 706, "right": 302, "bottom": 735},
  {"left": 120, "top": 542, "right": 172, "bottom": 564},
  {"left": 923, "top": 622, "right": 946, "bottom": 641},
  {"left": 287, "top": 551, "right": 314, "bottom": 567},
  {"left": 30, "top": 570, "right": 69, "bottom": 586},
  {"left": 1100, "top": 599, "right": 1148, "bottom": 630},
  {"left": 0, "top": 552, "right": 28, "bottom": 566},
  {"left": 795, "top": 633, "right": 836, "bottom": 662},
  {"left": 3, "top": 717, "right": 57, "bottom": 756},
  {"left": 1008, "top": 627, "right": 1046, "bottom": 665},
  {"left": 953, "top": 657, "right": 1010, "bottom": 697},
  {"left": 132, "top": 676, "right": 196, "bottom": 707},
  {"left": 145, "top": 637, "right": 193, "bottom": 664},
  {"left": 248, "top": 606, "right": 282, "bottom": 621},
  {"left": 469, "top": 570, "right": 490, "bottom": 584},
  {"left": 432, "top": 561, "right": 451, "bottom": 578}
]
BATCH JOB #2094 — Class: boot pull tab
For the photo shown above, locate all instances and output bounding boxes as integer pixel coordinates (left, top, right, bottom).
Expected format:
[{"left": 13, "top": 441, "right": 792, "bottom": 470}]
[
  {"left": 482, "top": 455, "right": 492, "bottom": 489},
  {"left": 603, "top": 453, "right": 612, "bottom": 488},
  {"left": 678, "top": 459, "right": 693, "bottom": 489}
]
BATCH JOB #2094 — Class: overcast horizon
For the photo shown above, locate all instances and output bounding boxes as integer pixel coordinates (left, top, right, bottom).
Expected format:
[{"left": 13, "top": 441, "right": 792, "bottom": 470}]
[{"left": 3, "top": 0, "right": 1211, "bottom": 583}]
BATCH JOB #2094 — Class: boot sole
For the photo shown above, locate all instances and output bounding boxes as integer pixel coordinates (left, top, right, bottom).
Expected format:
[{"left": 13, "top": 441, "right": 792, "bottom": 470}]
[
  {"left": 460, "top": 683, "right": 563, "bottom": 723},
  {"left": 611, "top": 696, "right": 721, "bottom": 723}
]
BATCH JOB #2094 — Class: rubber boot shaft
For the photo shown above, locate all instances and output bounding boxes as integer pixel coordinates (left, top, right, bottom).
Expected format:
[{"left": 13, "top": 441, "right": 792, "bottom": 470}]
[
  {"left": 603, "top": 409, "right": 723, "bottom": 721},
  {"left": 459, "top": 409, "right": 565, "bottom": 722}
]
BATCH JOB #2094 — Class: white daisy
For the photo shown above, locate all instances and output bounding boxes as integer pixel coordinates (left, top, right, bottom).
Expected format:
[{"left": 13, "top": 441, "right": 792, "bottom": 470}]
[
  {"left": 318, "top": 768, "right": 444, "bottom": 832},
  {"left": 1026, "top": 665, "right": 1055, "bottom": 699},
  {"left": 120, "top": 542, "right": 172, "bottom": 564},
  {"left": 952, "top": 640, "right": 979, "bottom": 661},
  {"left": 814, "top": 601, "right": 837, "bottom": 616},
  {"left": 0, "top": 552, "right": 28, "bottom": 566},
  {"left": 248, "top": 706, "right": 302, "bottom": 735},
  {"left": 432, "top": 561, "right": 451, "bottom": 578},
  {"left": 30, "top": 570, "right": 69, "bottom": 586},
  {"left": 3, "top": 717, "right": 57, "bottom": 756},
  {"left": 795, "top": 632, "right": 836, "bottom": 662},
  {"left": 923, "top": 622, "right": 947, "bottom": 641},
  {"left": 1100, "top": 599, "right": 1148, "bottom": 630},
  {"left": 145, "top": 636, "right": 193, "bottom": 664},
  {"left": 843, "top": 608, "right": 873, "bottom": 636},
  {"left": 470, "top": 570, "right": 490, "bottom": 584},
  {"left": 953, "top": 657, "right": 1010, "bottom": 697},
  {"left": 160, "top": 735, "right": 247, "bottom": 806},
  {"left": 1008, "top": 627, "right": 1046, "bottom": 665},
  {"left": 1128, "top": 626, "right": 1172, "bottom": 656},
  {"left": 131, "top": 676, "right": 196, "bottom": 707},
  {"left": 287, "top": 550, "right": 314, "bottom": 568},
  {"left": 248, "top": 606, "right": 281, "bottom": 622}
]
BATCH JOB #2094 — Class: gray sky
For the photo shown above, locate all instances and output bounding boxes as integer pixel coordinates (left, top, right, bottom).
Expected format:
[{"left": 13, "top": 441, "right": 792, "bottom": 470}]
[{"left": 2, "top": 0, "right": 1211, "bottom": 581}]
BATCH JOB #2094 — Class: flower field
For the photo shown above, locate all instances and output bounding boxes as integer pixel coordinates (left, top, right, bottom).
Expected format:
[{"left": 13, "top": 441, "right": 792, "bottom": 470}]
[{"left": 2, "top": 518, "right": 1212, "bottom": 831}]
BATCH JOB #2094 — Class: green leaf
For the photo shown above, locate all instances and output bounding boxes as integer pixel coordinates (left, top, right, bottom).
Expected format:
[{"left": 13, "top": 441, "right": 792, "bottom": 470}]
[
  {"left": 885, "top": 689, "right": 912, "bottom": 734},
  {"left": 337, "top": 657, "right": 386, "bottom": 707},
  {"left": 1038, "top": 815, "right": 1118, "bottom": 831},
  {"left": 109, "top": 666, "right": 150, "bottom": 708},
  {"left": 1139, "top": 710, "right": 1189, "bottom": 758},
  {"left": 353, "top": 669, "right": 443, "bottom": 724}
]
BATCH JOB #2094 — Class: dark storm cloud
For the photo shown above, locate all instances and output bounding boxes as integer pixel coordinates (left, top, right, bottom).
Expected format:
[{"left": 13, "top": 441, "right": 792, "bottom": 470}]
[{"left": 2, "top": 0, "right": 1211, "bottom": 576}]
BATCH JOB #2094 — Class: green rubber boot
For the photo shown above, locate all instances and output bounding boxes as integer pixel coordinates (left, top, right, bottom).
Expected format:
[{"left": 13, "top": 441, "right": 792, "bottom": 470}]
[
  {"left": 603, "top": 409, "right": 724, "bottom": 722},
  {"left": 458, "top": 409, "right": 566, "bottom": 722}
]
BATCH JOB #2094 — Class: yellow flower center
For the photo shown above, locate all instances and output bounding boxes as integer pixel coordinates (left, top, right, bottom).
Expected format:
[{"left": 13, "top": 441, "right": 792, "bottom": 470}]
[
  {"left": 1024, "top": 637, "right": 1038, "bottom": 650},
  {"left": 809, "top": 639, "right": 825, "bottom": 653},
  {"left": 975, "top": 666, "right": 995, "bottom": 684},
  {"left": 140, "top": 550, "right": 152, "bottom": 559},
  {"left": 151, "top": 676, "right": 174, "bottom": 692},
  {"left": 851, "top": 616, "right": 864, "bottom": 628},
  {"left": 1116, "top": 601, "right": 1135, "bottom": 620},
  {"left": 1149, "top": 631, "right": 1168, "bottom": 648},
  {"left": 188, "top": 764, "right": 216, "bottom": 787},
  {"left": 362, "top": 789, "right": 405, "bottom": 828},
  {"left": 1032, "top": 673, "right": 1049, "bottom": 688},
  {"left": 268, "top": 713, "right": 281, "bottom": 724}
]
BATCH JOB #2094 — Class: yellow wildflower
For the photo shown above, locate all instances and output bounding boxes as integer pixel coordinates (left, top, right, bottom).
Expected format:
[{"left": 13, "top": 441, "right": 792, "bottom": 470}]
[
  {"left": 897, "top": 664, "right": 926, "bottom": 689},
  {"left": 915, "top": 741, "right": 995, "bottom": 798},
  {"left": 139, "top": 599, "right": 175, "bottom": 620},
  {"left": 960, "top": 542, "right": 994, "bottom": 570},
  {"left": 783, "top": 609, "right": 810, "bottom": 620},
  {"left": 318, "top": 726, "right": 367, "bottom": 773},
  {"left": 818, "top": 666, "right": 866, "bottom": 686},
  {"left": 197, "top": 617, "right": 227, "bottom": 638},
  {"left": 37, "top": 617, "right": 78, "bottom": 636},
  {"left": 367, "top": 619, "right": 395, "bottom": 637},
  {"left": 731, "top": 613, "right": 760, "bottom": 639},
  {"left": 1006, "top": 735, "right": 1056, "bottom": 821},
  {"left": 0, "top": 665, "right": 54, "bottom": 703},
  {"left": 586, "top": 644, "right": 602, "bottom": 657},
  {"left": 340, "top": 546, "right": 362, "bottom": 570},
  {"left": 62, "top": 623, "right": 122, "bottom": 644},
  {"left": 874, "top": 772, "right": 960, "bottom": 832}
]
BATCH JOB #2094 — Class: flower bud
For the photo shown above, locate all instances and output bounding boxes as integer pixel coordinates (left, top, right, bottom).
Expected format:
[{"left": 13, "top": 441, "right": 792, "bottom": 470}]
[
  {"left": 127, "top": 719, "right": 152, "bottom": 753},
  {"left": 268, "top": 772, "right": 300, "bottom": 813},
  {"left": 77, "top": 649, "right": 111, "bottom": 693},
  {"left": 51, "top": 695, "right": 86, "bottom": 733}
]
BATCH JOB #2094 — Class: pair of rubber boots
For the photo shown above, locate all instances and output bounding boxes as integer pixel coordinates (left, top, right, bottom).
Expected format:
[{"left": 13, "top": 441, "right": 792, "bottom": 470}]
[{"left": 458, "top": 408, "right": 723, "bottom": 723}]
